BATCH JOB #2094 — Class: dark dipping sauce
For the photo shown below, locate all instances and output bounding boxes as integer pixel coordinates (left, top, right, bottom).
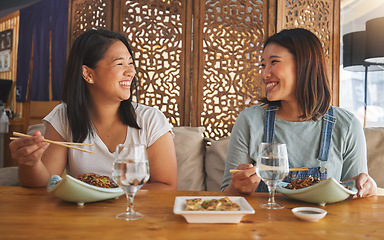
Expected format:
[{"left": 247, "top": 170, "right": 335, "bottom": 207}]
[{"left": 297, "top": 210, "right": 322, "bottom": 215}]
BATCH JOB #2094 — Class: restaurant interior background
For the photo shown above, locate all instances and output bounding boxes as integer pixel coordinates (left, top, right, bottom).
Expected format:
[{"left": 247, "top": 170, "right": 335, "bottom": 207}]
[{"left": 0, "top": 0, "right": 383, "bottom": 167}]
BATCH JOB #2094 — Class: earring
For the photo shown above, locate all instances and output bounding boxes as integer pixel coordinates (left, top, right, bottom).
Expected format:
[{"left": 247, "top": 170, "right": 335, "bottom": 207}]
[{"left": 89, "top": 79, "right": 92, "bottom": 82}]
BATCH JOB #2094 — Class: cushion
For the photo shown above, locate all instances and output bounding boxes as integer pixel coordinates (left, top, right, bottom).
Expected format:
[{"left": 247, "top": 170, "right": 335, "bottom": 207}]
[
  {"left": 173, "top": 126, "right": 206, "bottom": 191},
  {"left": 364, "top": 127, "right": 384, "bottom": 188},
  {"left": 27, "top": 123, "right": 46, "bottom": 135},
  {"left": 204, "top": 137, "right": 230, "bottom": 191},
  {"left": 0, "top": 167, "right": 19, "bottom": 186}
]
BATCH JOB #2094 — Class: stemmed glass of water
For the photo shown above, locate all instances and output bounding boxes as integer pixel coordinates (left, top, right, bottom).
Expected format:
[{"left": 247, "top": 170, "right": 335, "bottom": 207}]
[
  {"left": 112, "top": 144, "right": 150, "bottom": 220},
  {"left": 255, "top": 142, "right": 289, "bottom": 209}
]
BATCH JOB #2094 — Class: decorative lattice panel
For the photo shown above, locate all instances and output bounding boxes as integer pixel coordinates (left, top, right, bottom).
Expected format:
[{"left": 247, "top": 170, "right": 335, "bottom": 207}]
[
  {"left": 70, "top": 0, "right": 112, "bottom": 46},
  {"left": 196, "top": 0, "right": 267, "bottom": 139},
  {"left": 119, "top": 0, "right": 187, "bottom": 126},
  {"left": 279, "top": 0, "right": 334, "bottom": 61}
]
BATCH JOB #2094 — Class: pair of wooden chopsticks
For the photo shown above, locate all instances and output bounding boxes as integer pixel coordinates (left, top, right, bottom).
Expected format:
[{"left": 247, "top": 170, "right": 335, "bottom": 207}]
[
  {"left": 229, "top": 168, "right": 308, "bottom": 173},
  {"left": 11, "top": 132, "right": 95, "bottom": 154}
]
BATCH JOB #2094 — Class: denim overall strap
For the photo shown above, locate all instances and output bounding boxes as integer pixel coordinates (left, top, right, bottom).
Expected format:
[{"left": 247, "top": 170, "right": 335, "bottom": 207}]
[
  {"left": 317, "top": 106, "right": 336, "bottom": 167},
  {"left": 283, "top": 106, "right": 336, "bottom": 182},
  {"left": 263, "top": 105, "right": 279, "bottom": 143},
  {"left": 256, "top": 105, "right": 279, "bottom": 192}
]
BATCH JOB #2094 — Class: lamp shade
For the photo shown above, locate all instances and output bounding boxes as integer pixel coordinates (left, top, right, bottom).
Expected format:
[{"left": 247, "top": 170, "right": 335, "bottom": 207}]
[
  {"left": 365, "top": 17, "right": 384, "bottom": 64},
  {"left": 343, "top": 31, "right": 382, "bottom": 71}
]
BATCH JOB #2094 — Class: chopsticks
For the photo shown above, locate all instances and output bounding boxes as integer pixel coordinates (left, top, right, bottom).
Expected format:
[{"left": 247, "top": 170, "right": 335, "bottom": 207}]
[
  {"left": 9, "top": 137, "right": 94, "bottom": 146},
  {"left": 289, "top": 168, "right": 309, "bottom": 171},
  {"left": 229, "top": 167, "right": 309, "bottom": 173},
  {"left": 11, "top": 132, "right": 95, "bottom": 154}
]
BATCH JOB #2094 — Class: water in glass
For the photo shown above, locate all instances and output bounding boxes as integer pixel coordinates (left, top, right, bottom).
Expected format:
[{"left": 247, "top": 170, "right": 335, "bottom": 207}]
[
  {"left": 256, "top": 143, "right": 289, "bottom": 209},
  {"left": 112, "top": 144, "right": 150, "bottom": 220}
]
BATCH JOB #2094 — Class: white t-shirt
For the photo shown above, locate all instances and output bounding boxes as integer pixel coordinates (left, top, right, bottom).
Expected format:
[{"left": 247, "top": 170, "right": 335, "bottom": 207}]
[{"left": 43, "top": 103, "right": 172, "bottom": 178}]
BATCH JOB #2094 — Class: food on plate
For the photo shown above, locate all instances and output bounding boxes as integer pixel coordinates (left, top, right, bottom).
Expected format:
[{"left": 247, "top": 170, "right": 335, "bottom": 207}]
[
  {"left": 284, "top": 176, "right": 323, "bottom": 189},
  {"left": 185, "top": 197, "right": 240, "bottom": 211},
  {"left": 76, "top": 173, "right": 118, "bottom": 188}
]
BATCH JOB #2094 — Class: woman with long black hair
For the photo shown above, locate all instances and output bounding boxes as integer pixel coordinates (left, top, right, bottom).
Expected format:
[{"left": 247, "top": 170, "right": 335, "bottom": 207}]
[{"left": 10, "top": 29, "right": 177, "bottom": 189}]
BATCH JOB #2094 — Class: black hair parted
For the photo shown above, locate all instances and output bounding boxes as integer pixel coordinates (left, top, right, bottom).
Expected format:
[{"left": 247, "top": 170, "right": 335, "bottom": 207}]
[{"left": 62, "top": 29, "right": 140, "bottom": 142}]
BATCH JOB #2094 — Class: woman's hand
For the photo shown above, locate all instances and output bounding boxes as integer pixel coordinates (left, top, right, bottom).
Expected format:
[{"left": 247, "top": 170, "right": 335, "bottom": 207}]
[
  {"left": 351, "top": 173, "right": 377, "bottom": 198},
  {"left": 9, "top": 131, "right": 50, "bottom": 167},
  {"left": 223, "top": 164, "right": 261, "bottom": 194},
  {"left": 14, "top": 123, "right": 68, "bottom": 187}
]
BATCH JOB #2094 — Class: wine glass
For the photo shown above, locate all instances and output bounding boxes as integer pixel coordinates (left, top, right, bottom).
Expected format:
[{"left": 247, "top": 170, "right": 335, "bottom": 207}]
[
  {"left": 112, "top": 144, "right": 150, "bottom": 220},
  {"left": 255, "top": 142, "right": 289, "bottom": 209}
]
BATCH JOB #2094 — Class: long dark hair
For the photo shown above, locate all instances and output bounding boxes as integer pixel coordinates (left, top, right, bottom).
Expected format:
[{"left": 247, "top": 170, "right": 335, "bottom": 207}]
[
  {"left": 62, "top": 29, "right": 140, "bottom": 142},
  {"left": 260, "top": 28, "right": 331, "bottom": 121}
]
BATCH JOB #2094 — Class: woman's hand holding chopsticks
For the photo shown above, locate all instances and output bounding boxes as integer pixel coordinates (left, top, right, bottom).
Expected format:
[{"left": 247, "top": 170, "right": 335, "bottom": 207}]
[
  {"left": 224, "top": 163, "right": 260, "bottom": 194},
  {"left": 11, "top": 132, "right": 94, "bottom": 154},
  {"left": 9, "top": 130, "right": 51, "bottom": 168}
]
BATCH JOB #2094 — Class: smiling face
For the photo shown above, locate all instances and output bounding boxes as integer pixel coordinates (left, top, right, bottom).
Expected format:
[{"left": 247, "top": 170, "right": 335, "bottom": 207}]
[
  {"left": 260, "top": 43, "right": 297, "bottom": 104},
  {"left": 83, "top": 40, "right": 136, "bottom": 103}
]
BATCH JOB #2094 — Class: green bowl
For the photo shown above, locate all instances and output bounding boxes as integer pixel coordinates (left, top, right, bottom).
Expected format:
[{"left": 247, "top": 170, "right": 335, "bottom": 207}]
[
  {"left": 47, "top": 174, "right": 124, "bottom": 205},
  {"left": 277, "top": 178, "right": 358, "bottom": 206}
]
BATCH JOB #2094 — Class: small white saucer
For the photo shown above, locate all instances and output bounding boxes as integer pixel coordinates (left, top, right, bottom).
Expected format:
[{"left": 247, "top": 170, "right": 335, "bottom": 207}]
[{"left": 292, "top": 207, "right": 327, "bottom": 222}]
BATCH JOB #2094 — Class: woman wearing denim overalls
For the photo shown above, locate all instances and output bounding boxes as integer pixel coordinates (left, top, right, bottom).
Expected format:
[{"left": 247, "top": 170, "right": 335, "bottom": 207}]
[{"left": 221, "top": 28, "right": 377, "bottom": 198}]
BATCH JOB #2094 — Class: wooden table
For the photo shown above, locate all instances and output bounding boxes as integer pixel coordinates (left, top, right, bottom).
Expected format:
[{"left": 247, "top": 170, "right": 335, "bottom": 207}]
[{"left": 0, "top": 187, "right": 383, "bottom": 240}]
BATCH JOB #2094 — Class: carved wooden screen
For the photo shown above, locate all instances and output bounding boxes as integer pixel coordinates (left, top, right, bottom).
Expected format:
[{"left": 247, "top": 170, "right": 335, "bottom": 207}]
[
  {"left": 192, "top": 0, "right": 269, "bottom": 139},
  {"left": 117, "top": 0, "right": 189, "bottom": 126},
  {"left": 69, "top": 0, "right": 113, "bottom": 46},
  {"left": 277, "top": 0, "right": 340, "bottom": 106},
  {"left": 68, "top": 0, "right": 340, "bottom": 140}
]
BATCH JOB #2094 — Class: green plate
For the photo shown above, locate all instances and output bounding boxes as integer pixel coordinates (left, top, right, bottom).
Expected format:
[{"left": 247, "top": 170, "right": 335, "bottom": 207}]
[{"left": 277, "top": 178, "right": 358, "bottom": 206}]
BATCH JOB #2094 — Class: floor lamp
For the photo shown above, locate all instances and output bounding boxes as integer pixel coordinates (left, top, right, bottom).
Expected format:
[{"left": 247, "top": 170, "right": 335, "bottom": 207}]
[
  {"left": 343, "top": 31, "right": 382, "bottom": 128},
  {"left": 365, "top": 17, "right": 384, "bottom": 127},
  {"left": 365, "top": 17, "right": 384, "bottom": 65}
]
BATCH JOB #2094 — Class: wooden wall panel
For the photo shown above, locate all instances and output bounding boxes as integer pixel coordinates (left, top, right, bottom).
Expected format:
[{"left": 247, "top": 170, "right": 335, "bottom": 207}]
[
  {"left": 0, "top": 12, "right": 23, "bottom": 167},
  {"left": 118, "top": 0, "right": 190, "bottom": 126},
  {"left": 69, "top": 0, "right": 113, "bottom": 46},
  {"left": 0, "top": 11, "right": 22, "bottom": 118},
  {"left": 193, "top": 0, "right": 270, "bottom": 139}
]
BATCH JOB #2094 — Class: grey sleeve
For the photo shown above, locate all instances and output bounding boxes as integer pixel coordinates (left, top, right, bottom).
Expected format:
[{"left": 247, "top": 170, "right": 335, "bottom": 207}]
[
  {"left": 340, "top": 116, "right": 368, "bottom": 181},
  {"left": 221, "top": 112, "right": 254, "bottom": 191}
]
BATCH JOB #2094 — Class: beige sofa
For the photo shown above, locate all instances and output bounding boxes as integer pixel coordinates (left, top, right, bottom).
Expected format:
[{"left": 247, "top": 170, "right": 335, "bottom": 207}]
[{"left": 1, "top": 125, "right": 384, "bottom": 190}]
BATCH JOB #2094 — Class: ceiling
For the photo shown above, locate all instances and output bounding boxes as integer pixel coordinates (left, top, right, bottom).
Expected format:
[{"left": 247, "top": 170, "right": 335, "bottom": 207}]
[
  {"left": 341, "top": 0, "right": 384, "bottom": 36},
  {"left": 0, "top": 0, "right": 42, "bottom": 19},
  {"left": 341, "top": 0, "right": 384, "bottom": 28}
]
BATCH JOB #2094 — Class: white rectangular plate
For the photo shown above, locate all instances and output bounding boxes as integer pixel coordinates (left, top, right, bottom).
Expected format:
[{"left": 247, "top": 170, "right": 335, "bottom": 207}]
[{"left": 173, "top": 196, "right": 255, "bottom": 223}]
